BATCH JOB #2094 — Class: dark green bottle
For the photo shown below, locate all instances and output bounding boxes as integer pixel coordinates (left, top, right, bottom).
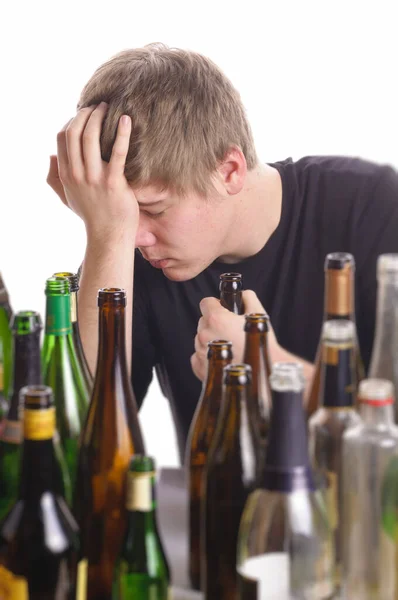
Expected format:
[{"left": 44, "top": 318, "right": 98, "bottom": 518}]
[
  {"left": 0, "top": 311, "right": 43, "bottom": 522},
  {"left": 41, "top": 276, "right": 90, "bottom": 490},
  {"left": 113, "top": 455, "right": 170, "bottom": 599},
  {"left": 53, "top": 271, "right": 93, "bottom": 392},
  {"left": 0, "top": 273, "right": 13, "bottom": 423}
]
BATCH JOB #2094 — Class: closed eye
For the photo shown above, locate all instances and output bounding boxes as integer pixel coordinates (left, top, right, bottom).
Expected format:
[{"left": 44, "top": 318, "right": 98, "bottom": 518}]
[{"left": 140, "top": 209, "right": 166, "bottom": 219}]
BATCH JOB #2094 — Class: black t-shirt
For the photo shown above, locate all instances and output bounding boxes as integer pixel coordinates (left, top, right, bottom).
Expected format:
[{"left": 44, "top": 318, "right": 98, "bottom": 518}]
[{"left": 132, "top": 155, "right": 398, "bottom": 461}]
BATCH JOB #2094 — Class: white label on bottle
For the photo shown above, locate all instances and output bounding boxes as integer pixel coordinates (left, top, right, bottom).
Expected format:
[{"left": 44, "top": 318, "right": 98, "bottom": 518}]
[
  {"left": 126, "top": 472, "right": 154, "bottom": 512},
  {"left": 238, "top": 554, "right": 290, "bottom": 600}
]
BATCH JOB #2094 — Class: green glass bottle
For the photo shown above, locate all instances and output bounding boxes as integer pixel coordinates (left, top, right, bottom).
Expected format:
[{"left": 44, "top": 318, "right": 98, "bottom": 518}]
[
  {"left": 0, "top": 273, "right": 13, "bottom": 424},
  {"left": 113, "top": 455, "right": 170, "bottom": 599},
  {"left": 41, "top": 276, "right": 90, "bottom": 490},
  {"left": 53, "top": 271, "right": 93, "bottom": 393},
  {"left": 0, "top": 311, "right": 42, "bottom": 522}
]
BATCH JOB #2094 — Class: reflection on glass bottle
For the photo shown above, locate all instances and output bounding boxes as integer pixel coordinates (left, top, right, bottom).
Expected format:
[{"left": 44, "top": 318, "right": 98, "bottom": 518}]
[
  {"left": 342, "top": 378, "right": 398, "bottom": 599},
  {"left": 53, "top": 271, "right": 93, "bottom": 393},
  {"left": 113, "top": 455, "right": 170, "bottom": 599},
  {"left": 307, "top": 253, "right": 364, "bottom": 420},
  {"left": 203, "top": 363, "right": 260, "bottom": 600},
  {"left": 0, "top": 385, "right": 80, "bottom": 600},
  {"left": 42, "top": 276, "right": 90, "bottom": 492},
  {"left": 237, "top": 362, "right": 334, "bottom": 600},
  {"left": 369, "top": 254, "right": 398, "bottom": 417},
  {"left": 75, "top": 288, "right": 145, "bottom": 600},
  {"left": 309, "top": 319, "right": 361, "bottom": 591},
  {"left": 186, "top": 340, "right": 233, "bottom": 591},
  {"left": 219, "top": 272, "right": 244, "bottom": 315}
]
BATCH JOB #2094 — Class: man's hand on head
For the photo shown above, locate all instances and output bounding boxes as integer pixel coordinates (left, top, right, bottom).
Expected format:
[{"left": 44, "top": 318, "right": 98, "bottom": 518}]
[{"left": 191, "top": 290, "right": 280, "bottom": 382}]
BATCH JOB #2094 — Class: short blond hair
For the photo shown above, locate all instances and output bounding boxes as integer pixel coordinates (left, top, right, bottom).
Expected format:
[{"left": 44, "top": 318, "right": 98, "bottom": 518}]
[{"left": 78, "top": 43, "right": 258, "bottom": 196}]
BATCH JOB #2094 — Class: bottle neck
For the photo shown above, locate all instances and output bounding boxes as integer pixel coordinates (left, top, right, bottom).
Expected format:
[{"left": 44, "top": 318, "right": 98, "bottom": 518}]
[
  {"left": 359, "top": 402, "right": 395, "bottom": 428},
  {"left": 264, "top": 390, "right": 313, "bottom": 492},
  {"left": 371, "top": 277, "right": 398, "bottom": 368},
  {"left": 220, "top": 291, "right": 243, "bottom": 315},
  {"left": 95, "top": 304, "right": 128, "bottom": 379},
  {"left": 203, "top": 358, "right": 231, "bottom": 398},
  {"left": 125, "top": 470, "right": 157, "bottom": 527},
  {"left": 45, "top": 294, "right": 72, "bottom": 336},
  {"left": 324, "top": 270, "right": 354, "bottom": 320},
  {"left": 8, "top": 332, "right": 42, "bottom": 420},
  {"left": 19, "top": 408, "right": 58, "bottom": 500},
  {"left": 320, "top": 345, "right": 356, "bottom": 408}
]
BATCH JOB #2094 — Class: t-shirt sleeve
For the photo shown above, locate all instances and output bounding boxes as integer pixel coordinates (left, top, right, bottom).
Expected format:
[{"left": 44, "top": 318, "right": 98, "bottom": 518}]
[
  {"left": 131, "top": 275, "right": 158, "bottom": 410},
  {"left": 352, "top": 163, "right": 398, "bottom": 371}
]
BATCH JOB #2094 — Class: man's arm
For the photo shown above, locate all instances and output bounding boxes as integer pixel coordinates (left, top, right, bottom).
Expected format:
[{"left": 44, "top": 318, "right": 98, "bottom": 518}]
[{"left": 47, "top": 103, "right": 139, "bottom": 375}]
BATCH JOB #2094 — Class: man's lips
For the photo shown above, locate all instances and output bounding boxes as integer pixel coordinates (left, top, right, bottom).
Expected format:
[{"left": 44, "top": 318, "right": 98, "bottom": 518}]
[{"left": 148, "top": 259, "right": 170, "bottom": 268}]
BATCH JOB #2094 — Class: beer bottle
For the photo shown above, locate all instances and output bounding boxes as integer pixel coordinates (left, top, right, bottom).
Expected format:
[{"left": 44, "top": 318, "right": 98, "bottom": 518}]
[
  {"left": 0, "top": 311, "right": 42, "bottom": 522},
  {"left": 0, "top": 385, "right": 79, "bottom": 600},
  {"left": 42, "top": 276, "right": 90, "bottom": 488},
  {"left": 219, "top": 272, "right": 244, "bottom": 314},
  {"left": 112, "top": 455, "right": 170, "bottom": 599},
  {"left": 369, "top": 254, "right": 398, "bottom": 416},
  {"left": 75, "top": 288, "right": 145, "bottom": 600},
  {"left": 237, "top": 362, "right": 334, "bottom": 600},
  {"left": 308, "top": 319, "right": 361, "bottom": 591},
  {"left": 186, "top": 339, "right": 233, "bottom": 591},
  {"left": 0, "top": 273, "right": 13, "bottom": 423},
  {"left": 342, "top": 379, "right": 398, "bottom": 599},
  {"left": 243, "top": 313, "right": 272, "bottom": 446},
  {"left": 203, "top": 363, "right": 260, "bottom": 600},
  {"left": 53, "top": 271, "right": 93, "bottom": 392},
  {"left": 307, "top": 252, "right": 364, "bottom": 419}
]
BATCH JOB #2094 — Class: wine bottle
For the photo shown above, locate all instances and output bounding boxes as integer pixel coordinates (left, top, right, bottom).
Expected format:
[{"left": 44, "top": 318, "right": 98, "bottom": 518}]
[
  {"left": 75, "top": 288, "right": 145, "bottom": 600},
  {"left": 112, "top": 455, "right": 170, "bottom": 599},
  {"left": 0, "top": 273, "right": 13, "bottom": 424},
  {"left": 0, "top": 385, "right": 80, "bottom": 600},
  {"left": 186, "top": 339, "right": 233, "bottom": 590}
]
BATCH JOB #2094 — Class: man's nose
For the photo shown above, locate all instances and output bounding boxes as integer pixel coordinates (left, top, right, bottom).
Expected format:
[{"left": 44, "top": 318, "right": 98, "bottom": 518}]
[{"left": 135, "top": 226, "right": 157, "bottom": 248}]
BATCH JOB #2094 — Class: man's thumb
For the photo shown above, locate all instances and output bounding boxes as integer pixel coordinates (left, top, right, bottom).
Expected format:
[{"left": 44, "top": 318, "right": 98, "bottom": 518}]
[{"left": 242, "top": 290, "right": 268, "bottom": 316}]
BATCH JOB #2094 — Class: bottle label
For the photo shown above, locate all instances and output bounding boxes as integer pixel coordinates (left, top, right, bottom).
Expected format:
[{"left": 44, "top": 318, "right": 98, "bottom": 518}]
[
  {"left": 70, "top": 293, "right": 78, "bottom": 325},
  {"left": 24, "top": 408, "right": 55, "bottom": 440},
  {"left": 0, "top": 565, "right": 28, "bottom": 599},
  {"left": 76, "top": 559, "right": 88, "bottom": 600},
  {"left": 45, "top": 295, "right": 72, "bottom": 335},
  {"left": 322, "top": 346, "right": 355, "bottom": 408},
  {"left": 1, "top": 419, "right": 22, "bottom": 444},
  {"left": 0, "top": 364, "right": 4, "bottom": 391},
  {"left": 126, "top": 471, "right": 155, "bottom": 512},
  {"left": 325, "top": 268, "right": 352, "bottom": 317},
  {"left": 237, "top": 554, "right": 290, "bottom": 599}
]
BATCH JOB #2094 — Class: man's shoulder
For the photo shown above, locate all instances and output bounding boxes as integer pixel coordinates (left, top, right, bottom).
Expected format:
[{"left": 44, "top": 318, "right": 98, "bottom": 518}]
[{"left": 287, "top": 154, "right": 395, "bottom": 182}]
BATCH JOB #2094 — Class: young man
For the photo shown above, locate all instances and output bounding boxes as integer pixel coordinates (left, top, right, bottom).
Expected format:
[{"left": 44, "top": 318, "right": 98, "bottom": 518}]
[{"left": 47, "top": 43, "right": 398, "bottom": 461}]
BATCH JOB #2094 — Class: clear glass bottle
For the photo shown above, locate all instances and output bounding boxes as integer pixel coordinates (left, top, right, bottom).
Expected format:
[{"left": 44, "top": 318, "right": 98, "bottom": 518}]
[
  {"left": 219, "top": 272, "right": 244, "bottom": 314},
  {"left": 307, "top": 252, "right": 364, "bottom": 419},
  {"left": 308, "top": 319, "right": 361, "bottom": 591},
  {"left": 369, "top": 254, "right": 398, "bottom": 418},
  {"left": 112, "top": 455, "right": 170, "bottom": 599},
  {"left": 53, "top": 271, "right": 93, "bottom": 393},
  {"left": 186, "top": 339, "right": 233, "bottom": 591},
  {"left": 203, "top": 363, "right": 260, "bottom": 600},
  {"left": 237, "top": 362, "right": 334, "bottom": 600},
  {"left": 341, "top": 378, "right": 398, "bottom": 599}
]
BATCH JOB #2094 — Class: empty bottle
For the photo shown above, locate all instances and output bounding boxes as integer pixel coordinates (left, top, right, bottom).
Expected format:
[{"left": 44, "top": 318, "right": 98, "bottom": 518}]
[{"left": 219, "top": 273, "right": 244, "bottom": 314}]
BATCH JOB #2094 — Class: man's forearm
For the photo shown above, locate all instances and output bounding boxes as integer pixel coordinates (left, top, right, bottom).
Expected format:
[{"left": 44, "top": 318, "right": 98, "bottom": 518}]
[{"left": 78, "top": 230, "right": 136, "bottom": 376}]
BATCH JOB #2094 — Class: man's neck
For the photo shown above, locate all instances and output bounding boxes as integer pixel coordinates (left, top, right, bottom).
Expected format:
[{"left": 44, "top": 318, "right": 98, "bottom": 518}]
[{"left": 218, "top": 164, "right": 282, "bottom": 264}]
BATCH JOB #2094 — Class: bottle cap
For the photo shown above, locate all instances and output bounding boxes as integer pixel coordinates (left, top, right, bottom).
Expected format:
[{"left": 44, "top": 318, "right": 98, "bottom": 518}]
[
  {"left": 129, "top": 454, "right": 155, "bottom": 473},
  {"left": 322, "top": 319, "right": 355, "bottom": 343},
  {"left": 358, "top": 378, "right": 395, "bottom": 405},
  {"left": 325, "top": 252, "right": 355, "bottom": 271},
  {"left": 270, "top": 362, "right": 305, "bottom": 393},
  {"left": 11, "top": 311, "right": 42, "bottom": 335},
  {"left": 377, "top": 254, "right": 398, "bottom": 278}
]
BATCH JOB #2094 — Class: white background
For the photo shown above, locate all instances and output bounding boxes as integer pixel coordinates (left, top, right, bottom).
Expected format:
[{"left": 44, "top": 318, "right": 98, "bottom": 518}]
[{"left": 1, "top": 0, "right": 397, "bottom": 467}]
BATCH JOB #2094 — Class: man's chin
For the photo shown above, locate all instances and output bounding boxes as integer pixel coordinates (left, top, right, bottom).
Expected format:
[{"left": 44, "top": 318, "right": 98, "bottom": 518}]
[{"left": 161, "top": 263, "right": 204, "bottom": 282}]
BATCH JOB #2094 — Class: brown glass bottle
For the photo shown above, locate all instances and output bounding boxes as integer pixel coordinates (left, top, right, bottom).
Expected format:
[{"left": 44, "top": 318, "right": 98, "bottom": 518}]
[
  {"left": 243, "top": 313, "right": 272, "bottom": 447},
  {"left": 203, "top": 363, "right": 259, "bottom": 600},
  {"left": 219, "top": 272, "right": 244, "bottom": 314},
  {"left": 53, "top": 271, "right": 93, "bottom": 393},
  {"left": 186, "top": 340, "right": 233, "bottom": 591},
  {"left": 307, "top": 252, "right": 364, "bottom": 419},
  {"left": 75, "top": 288, "right": 145, "bottom": 600}
]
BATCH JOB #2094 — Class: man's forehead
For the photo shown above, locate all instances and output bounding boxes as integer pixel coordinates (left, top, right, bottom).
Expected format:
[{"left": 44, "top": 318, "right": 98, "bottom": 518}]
[{"left": 134, "top": 184, "right": 170, "bottom": 204}]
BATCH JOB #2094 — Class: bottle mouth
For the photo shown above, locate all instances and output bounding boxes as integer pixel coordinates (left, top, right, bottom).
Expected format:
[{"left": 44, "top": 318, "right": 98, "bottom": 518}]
[
  {"left": 325, "top": 252, "right": 355, "bottom": 270},
  {"left": 377, "top": 254, "right": 398, "bottom": 278},
  {"left": 45, "top": 276, "right": 70, "bottom": 295},
  {"left": 129, "top": 454, "right": 156, "bottom": 473},
  {"left": 270, "top": 362, "right": 305, "bottom": 392},
  {"left": 358, "top": 378, "right": 395, "bottom": 405},
  {"left": 98, "top": 288, "right": 127, "bottom": 306},
  {"left": 11, "top": 310, "right": 42, "bottom": 334},
  {"left": 223, "top": 363, "right": 251, "bottom": 385},
  {"left": 19, "top": 384, "right": 54, "bottom": 407},
  {"left": 53, "top": 272, "right": 79, "bottom": 292}
]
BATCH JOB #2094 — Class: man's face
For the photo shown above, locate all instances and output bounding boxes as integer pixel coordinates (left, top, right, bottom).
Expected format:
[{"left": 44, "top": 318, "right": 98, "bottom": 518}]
[{"left": 134, "top": 184, "right": 237, "bottom": 281}]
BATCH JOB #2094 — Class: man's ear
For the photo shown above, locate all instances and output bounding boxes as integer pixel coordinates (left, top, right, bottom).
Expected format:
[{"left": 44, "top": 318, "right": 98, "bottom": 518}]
[{"left": 216, "top": 146, "right": 247, "bottom": 195}]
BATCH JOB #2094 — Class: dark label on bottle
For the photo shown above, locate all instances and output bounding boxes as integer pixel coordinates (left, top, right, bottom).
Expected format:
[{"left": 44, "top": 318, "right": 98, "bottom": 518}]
[
  {"left": 322, "top": 346, "right": 355, "bottom": 408},
  {"left": 45, "top": 296, "right": 72, "bottom": 335}
]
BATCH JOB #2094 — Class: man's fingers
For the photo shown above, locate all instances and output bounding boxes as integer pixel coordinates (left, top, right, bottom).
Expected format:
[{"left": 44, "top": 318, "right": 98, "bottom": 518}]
[
  {"left": 47, "top": 155, "right": 68, "bottom": 206},
  {"left": 190, "top": 353, "right": 205, "bottom": 382},
  {"left": 66, "top": 105, "right": 98, "bottom": 181},
  {"left": 108, "top": 115, "right": 132, "bottom": 184},
  {"left": 56, "top": 118, "right": 74, "bottom": 181},
  {"left": 199, "top": 296, "right": 222, "bottom": 318},
  {"left": 81, "top": 103, "right": 109, "bottom": 181},
  {"left": 242, "top": 290, "right": 267, "bottom": 315}
]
